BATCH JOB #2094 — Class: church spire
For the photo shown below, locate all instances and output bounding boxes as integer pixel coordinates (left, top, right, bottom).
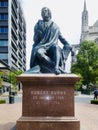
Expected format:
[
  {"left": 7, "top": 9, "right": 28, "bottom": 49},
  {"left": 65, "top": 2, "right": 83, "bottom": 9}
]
[
  {"left": 84, "top": 0, "right": 87, "bottom": 11},
  {"left": 80, "top": 0, "right": 89, "bottom": 42},
  {"left": 82, "top": 0, "right": 88, "bottom": 31}
]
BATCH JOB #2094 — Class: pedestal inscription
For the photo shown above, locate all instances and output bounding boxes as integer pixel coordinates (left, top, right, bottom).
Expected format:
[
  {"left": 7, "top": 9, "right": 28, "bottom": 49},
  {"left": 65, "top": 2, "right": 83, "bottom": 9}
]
[
  {"left": 28, "top": 88, "right": 70, "bottom": 116},
  {"left": 22, "top": 75, "right": 75, "bottom": 117},
  {"left": 31, "top": 90, "right": 66, "bottom": 105}
]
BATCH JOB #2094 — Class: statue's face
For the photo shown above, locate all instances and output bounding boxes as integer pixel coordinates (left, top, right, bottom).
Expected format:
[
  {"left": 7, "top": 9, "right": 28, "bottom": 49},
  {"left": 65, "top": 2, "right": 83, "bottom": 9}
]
[{"left": 41, "top": 7, "right": 51, "bottom": 21}]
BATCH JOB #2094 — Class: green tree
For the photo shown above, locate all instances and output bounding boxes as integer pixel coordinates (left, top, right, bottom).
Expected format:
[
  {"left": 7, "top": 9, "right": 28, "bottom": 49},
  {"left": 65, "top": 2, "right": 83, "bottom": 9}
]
[
  {"left": 10, "top": 70, "right": 23, "bottom": 90},
  {"left": 71, "top": 41, "right": 98, "bottom": 86}
]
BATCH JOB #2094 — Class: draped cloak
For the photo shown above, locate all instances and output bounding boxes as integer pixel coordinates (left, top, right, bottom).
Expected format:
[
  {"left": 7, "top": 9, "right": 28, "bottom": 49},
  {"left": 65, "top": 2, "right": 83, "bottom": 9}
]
[{"left": 30, "top": 19, "right": 70, "bottom": 70}]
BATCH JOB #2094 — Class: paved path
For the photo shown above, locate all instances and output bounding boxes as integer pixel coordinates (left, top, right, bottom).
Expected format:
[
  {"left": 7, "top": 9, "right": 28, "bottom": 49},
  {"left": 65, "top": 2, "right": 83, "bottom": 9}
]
[
  {"left": 0, "top": 94, "right": 98, "bottom": 130},
  {"left": 0, "top": 103, "right": 21, "bottom": 130},
  {"left": 75, "top": 102, "right": 98, "bottom": 130}
]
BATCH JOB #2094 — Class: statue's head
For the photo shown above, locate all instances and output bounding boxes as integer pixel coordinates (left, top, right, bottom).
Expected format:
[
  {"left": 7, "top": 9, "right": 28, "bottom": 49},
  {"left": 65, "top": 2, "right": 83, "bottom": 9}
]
[{"left": 41, "top": 7, "right": 52, "bottom": 21}]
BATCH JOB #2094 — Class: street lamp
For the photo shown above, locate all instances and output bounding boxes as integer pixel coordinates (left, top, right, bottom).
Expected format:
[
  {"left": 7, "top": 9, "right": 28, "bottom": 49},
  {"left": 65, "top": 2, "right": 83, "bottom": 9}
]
[{"left": 9, "top": 67, "right": 15, "bottom": 104}]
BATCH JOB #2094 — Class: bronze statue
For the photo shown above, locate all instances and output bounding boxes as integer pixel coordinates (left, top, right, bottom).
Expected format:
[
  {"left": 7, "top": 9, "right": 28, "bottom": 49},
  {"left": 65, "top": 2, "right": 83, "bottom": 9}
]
[{"left": 30, "top": 7, "right": 72, "bottom": 74}]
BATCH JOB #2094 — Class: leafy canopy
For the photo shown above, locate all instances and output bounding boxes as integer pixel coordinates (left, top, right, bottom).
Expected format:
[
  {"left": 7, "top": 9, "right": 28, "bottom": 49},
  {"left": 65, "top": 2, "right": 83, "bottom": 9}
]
[{"left": 71, "top": 41, "right": 98, "bottom": 85}]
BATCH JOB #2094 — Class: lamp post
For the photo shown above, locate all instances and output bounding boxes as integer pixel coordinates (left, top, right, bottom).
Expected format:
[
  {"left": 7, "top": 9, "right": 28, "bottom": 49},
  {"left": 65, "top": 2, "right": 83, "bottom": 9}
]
[{"left": 9, "top": 67, "right": 14, "bottom": 104}]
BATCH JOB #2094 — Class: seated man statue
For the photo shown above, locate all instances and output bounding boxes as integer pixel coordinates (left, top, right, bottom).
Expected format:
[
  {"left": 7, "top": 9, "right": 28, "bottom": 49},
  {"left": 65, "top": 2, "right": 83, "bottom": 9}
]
[{"left": 30, "top": 7, "right": 72, "bottom": 74}]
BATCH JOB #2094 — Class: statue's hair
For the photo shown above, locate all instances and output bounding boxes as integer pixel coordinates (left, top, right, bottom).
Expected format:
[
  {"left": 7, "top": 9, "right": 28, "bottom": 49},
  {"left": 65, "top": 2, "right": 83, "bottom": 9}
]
[{"left": 41, "top": 7, "right": 52, "bottom": 19}]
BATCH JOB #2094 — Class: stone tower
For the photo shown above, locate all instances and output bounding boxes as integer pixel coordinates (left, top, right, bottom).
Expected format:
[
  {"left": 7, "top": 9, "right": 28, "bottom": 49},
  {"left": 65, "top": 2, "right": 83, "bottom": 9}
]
[
  {"left": 71, "top": 0, "right": 98, "bottom": 65},
  {"left": 80, "top": 0, "right": 98, "bottom": 44},
  {"left": 80, "top": 0, "right": 89, "bottom": 42}
]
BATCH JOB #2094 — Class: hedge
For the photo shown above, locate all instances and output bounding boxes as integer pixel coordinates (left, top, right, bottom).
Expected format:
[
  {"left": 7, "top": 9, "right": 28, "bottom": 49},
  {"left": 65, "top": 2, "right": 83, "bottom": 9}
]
[
  {"left": 0, "top": 100, "right": 6, "bottom": 104},
  {"left": 90, "top": 100, "right": 98, "bottom": 105}
]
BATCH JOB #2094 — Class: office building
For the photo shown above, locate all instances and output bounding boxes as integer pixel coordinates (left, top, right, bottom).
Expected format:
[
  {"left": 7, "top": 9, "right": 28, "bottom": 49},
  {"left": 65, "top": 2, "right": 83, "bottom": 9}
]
[{"left": 0, "top": 0, "right": 26, "bottom": 71}]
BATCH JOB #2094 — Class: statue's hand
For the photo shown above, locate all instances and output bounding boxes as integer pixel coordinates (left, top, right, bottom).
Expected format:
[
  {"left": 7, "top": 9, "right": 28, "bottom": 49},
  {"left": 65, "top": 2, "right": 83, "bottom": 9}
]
[
  {"left": 62, "top": 45, "right": 72, "bottom": 61},
  {"left": 63, "top": 44, "right": 72, "bottom": 51}
]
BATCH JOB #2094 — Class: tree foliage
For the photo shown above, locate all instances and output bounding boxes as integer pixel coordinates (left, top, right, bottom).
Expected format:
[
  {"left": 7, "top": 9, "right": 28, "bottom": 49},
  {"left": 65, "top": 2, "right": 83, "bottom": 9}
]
[
  {"left": 71, "top": 41, "right": 98, "bottom": 85},
  {"left": 10, "top": 70, "right": 23, "bottom": 87}
]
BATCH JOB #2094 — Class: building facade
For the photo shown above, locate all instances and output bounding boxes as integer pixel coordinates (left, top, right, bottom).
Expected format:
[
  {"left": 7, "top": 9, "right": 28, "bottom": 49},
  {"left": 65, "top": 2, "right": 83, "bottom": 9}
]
[
  {"left": 71, "top": 0, "right": 98, "bottom": 65},
  {"left": 80, "top": 0, "right": 98, "bottom": 44},
  {"left": 0, "top": 0, "right": 26, "bottom": 71}
]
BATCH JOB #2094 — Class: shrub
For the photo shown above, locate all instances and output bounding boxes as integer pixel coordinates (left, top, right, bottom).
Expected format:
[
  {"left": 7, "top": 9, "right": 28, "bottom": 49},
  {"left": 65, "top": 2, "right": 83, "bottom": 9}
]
[
  {"left": 0, "top": 100, "right": 6, "bottom": 104},
  {"left": 91, "top": 100, "right": 98, "bottom": 104}
]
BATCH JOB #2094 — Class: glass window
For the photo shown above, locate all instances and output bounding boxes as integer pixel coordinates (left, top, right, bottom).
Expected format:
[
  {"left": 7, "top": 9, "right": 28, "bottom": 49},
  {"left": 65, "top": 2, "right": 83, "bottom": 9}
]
[
  {"left": 0, "top": 2, "right": 8, "bottom": 7},
  {"left": 0, "top": 14, "right": 8, "bottom": 20},
  {"left": 0, "top": 40, "right": 8, "bottom": 46},
  {"left": 0, "top": 27, "right": 8, "bottom": 33},
  {"left": 0, "top": 54, "right": 8, "bottom": 59}
]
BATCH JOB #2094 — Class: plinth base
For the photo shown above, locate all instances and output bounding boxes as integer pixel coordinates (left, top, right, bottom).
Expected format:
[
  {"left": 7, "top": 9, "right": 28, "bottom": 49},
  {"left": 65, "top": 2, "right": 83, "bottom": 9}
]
[
  {"left": 16, "top": 74, "right": 80, "bottom": 130},
  {"left": 16, "top": 116, "right": 80, "bottom": 130}
]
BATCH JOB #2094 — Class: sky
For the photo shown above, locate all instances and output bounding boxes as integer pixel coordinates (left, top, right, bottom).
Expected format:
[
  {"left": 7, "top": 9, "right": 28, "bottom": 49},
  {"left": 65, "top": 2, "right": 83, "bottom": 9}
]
[{"left": 21, "top": 0, "right": 98, "bottom": 71}]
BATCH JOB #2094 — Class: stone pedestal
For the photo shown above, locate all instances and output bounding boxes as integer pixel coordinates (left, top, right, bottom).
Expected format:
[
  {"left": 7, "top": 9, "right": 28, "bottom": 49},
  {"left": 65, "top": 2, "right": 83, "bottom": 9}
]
[{"left": 16, "top": 74, "right": 80, "bottom": 130}]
